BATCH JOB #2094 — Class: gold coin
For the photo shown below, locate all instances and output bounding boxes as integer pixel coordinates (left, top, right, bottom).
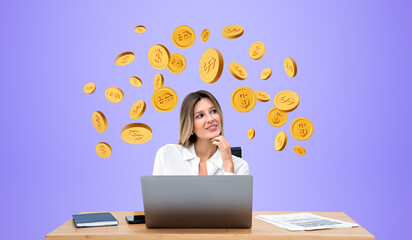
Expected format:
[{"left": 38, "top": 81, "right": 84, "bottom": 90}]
[
  {"left": 267, "top": 107, "right": 287, "bottom": 127},
  {"left": 249, "top": 42, "right": 265, "bottom": 60},
  {"left": 229, "top": 62, "right": 247, "bottom": 80},
  {"left": 152, "top": 87, "right": 178, "bottom": 112},
  {"left": 247, "top": 128, "right": 255, "bottom": 139},
  {"left": 201, "top": 29, "right": 210, "bottom": 42},
  {"left": 95, "top": 142, "right": 112, "bottom": 158},
  {"left": 172, "top": 25, "right": 195, "bottom": 49},
  {"left": 290, "top": 117, "right": 314, "bottom": 141},
  {"left": 274, "top": 90, "right": 299, "bottom": 112},
  {"left": 231, "top": 87, "right": 256, "bottom": 112},
  {"left": 255, "top": 90, "right": 270, "bottom": 102},
  {"left": 135, "top": 25, "right": 146, "bottom": 33},
  {"left": 284, "top": 57, "right": 297, "bottom": 77},
  {"left": 167, "top": 53, "right": 186, "bottom": 74},
  {"left": 260, "top": 68, "right": 272, "bottom": 80},
  {"left": 83, "top": 82, "right": 96, "bottom": 94},
  {"left": 129, "top": 100, "right": 146, "bottom": 120},
  {"left": 129, "top": 76, "right": 142, "bottom": 87},
  {"left": 294, "top": 145, "right": 306, "bottom": 155},
  {"left": 274, "top": 131, "right": 287, "bottom": 151},
  {"left": 222, "top": 25, "right": 244, "bottom": 39},
  {"left": 121, "top": 123, "right": 152, "bottom": 144},
  {"left": 105, "top": 87, "right": 124, "bottom": 103},
  {"left": 199, "top": 48, "right": 224, "bottom": 83},
  {"left": 148, "top": 44, "right": 170, "bottom": 70},
  {"left": 92, "top": 111, "right": 107, "bottom": 133},
  {"left": 115, "top": 52, "right": 135, "bottom": 66},
  {"left": 153, "top": 74, "right": 164, "bottom": 90}
]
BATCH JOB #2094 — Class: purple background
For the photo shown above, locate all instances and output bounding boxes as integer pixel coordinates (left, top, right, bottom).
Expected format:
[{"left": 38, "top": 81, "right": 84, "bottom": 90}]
[{"left": 1, "top": 0, "right": 411, "bottom": 239}]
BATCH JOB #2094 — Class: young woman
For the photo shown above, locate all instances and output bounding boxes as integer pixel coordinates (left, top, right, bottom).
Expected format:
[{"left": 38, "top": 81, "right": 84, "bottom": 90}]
[{"left": 153, "top": 90, "right": 249, "bottom": 175}]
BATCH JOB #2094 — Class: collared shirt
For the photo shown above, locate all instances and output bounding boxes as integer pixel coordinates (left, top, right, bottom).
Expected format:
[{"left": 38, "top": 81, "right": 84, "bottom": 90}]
[{"left": 152, "top": 144, "right": 249, "bottom": 176}]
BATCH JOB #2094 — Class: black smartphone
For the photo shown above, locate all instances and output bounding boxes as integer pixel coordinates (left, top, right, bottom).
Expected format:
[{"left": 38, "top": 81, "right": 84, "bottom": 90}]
[{"left": 125, "top": 215, "right": 146, "bottom": 224}]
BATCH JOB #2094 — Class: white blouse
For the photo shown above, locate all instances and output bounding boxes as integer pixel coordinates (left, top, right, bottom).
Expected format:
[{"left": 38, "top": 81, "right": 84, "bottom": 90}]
[{"left": 152, "top": 144, "right": 249, "bottom": 175}]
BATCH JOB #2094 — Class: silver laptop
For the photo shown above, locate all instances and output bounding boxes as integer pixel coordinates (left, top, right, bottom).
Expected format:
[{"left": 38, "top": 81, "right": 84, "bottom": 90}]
[{"left": 141, "top": 176, "right": 253, "bottom": 228}]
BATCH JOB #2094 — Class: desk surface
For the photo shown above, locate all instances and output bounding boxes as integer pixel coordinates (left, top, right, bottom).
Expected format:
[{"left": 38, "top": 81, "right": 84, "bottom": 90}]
[{"left": 45, "top": 211, "right": 375, "bottom": 240}]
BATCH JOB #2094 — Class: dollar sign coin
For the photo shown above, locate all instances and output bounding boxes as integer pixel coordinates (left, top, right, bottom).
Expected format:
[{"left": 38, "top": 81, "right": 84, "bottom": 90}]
[
  {"left": 260, "top": 68, "right": 272, "bottom": 80},
  {"left": 129, "top": 76, "right": 142, "bottom": 87},
  {"left": 83, "top": 82, "right": 96, "bottom": 94},
  {"left": 201, "top": 29, "right": 210, "bottom": 42},
  {"left": 231, "top": 87, "right": 256, "bottom": 112},
  {"left": 115, "top": 52, "right": 135, "bottom": 66},
  {"left": 172, "top": 25, "right": 196, "bottom": 49},
  {"left": 121, "top": 123, "right": 152, "bottom": 144},
  {"left": 229, "top": 62, "right": 247, "bottom": 80},
  {"left": 274, "top": 131, "right": 287, "bottom": 151},
  {"left": 274, "top": 90, "right": 299, "bottom": 112},
  {"left": 199, "top": 48, "right": 224, "bottom": 83},
  {"left": 153, "top": 74, "right": 164, "bottom": 90},
  {"left": 129, "top": 100, "right": 146, "bottom": 120},
  {"left": 249, "top": 42, "right": 265, "bottom": 60},
  {"left": 95, "top": 142, "right": 112, "bottom": 158},
  {"left": 222, "top": 25, "right": 244, "bottom": 39},
  {"left": 291, "top": 117, "right": 314, "bottom": 141},
  {"left": 255, "top": 90, "right": 270, "bottom": 102},
  {"left": 294, "top": 145, "right": 306, "bottom": 155},
  {"left": 148, "top": 44, "right": 170, "bottom": 70},
  {"left": 284, "top": 57, "right": 297, "bottom": 77},
  {"left": 267, "top": 108, "right": 287, "bottom": 127},
  {"left": 92, "top": 111, "right": 107, "bottom": 133}
]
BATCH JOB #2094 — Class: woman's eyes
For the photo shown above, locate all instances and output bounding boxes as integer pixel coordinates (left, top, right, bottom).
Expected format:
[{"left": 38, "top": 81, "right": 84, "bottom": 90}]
[{"left": 195, "top": 110, "right": 216, "bottom": 118}]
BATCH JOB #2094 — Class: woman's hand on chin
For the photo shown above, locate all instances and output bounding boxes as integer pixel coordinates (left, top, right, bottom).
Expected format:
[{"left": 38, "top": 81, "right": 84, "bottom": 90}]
[{"left": 210, "top": 135, "right": 234, "bottom": 173}]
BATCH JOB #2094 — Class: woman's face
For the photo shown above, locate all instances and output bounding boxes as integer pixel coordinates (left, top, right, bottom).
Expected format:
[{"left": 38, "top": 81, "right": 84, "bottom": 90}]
[{"left": 193, "top": 98, "right": 222, "bottom": 141}]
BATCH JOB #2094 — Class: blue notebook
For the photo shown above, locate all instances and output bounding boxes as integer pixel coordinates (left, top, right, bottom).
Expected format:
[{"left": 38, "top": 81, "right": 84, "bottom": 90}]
[{"left": 72, "top": 212, "right": 118, "bottom": 228}]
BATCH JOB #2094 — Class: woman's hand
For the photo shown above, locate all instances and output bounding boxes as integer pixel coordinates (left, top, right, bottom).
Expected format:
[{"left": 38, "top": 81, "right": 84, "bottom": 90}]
[{"left": 210, "top": 135, "right": 234, "bottom": 173}]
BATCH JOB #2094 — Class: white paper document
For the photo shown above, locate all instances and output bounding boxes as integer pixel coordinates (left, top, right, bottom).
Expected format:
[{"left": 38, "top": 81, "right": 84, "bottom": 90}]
[{"left": 256, "top": 213, "right": 359, "bottom": 231}]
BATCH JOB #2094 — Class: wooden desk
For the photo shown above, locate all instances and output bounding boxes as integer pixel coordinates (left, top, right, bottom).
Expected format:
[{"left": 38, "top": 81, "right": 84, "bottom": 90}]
[{"left": 46, "top": 211, "right": 375, "bottom": 240}]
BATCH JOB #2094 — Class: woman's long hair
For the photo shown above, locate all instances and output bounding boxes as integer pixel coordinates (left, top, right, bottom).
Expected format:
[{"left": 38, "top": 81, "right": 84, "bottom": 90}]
[{"left": 178, "top": 90, "right": 224, "bottom": 147}]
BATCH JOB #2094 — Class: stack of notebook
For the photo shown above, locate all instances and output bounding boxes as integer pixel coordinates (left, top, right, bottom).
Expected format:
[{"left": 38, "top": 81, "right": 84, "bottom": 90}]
[{"left": 72, "top": 212, "right": 118, "bottom": 228}]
